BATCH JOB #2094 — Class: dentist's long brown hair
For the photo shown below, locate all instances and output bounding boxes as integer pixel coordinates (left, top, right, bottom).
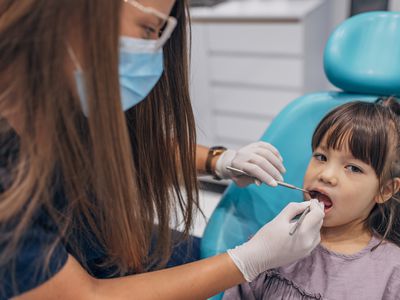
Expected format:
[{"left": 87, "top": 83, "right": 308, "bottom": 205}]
[{"left": 0, "top": 0, "right": 198, "bottom": 280}]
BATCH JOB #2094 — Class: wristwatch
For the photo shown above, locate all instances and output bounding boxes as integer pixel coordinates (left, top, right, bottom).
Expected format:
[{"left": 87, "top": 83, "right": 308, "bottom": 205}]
[{"left": 205, "top": 146, "right": 227, "bottom": 180}]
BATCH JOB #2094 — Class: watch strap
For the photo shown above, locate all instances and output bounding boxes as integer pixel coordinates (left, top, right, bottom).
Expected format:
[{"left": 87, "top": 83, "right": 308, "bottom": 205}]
[{"left": 205, "top": 146, "right": 227, "bottom": 179}]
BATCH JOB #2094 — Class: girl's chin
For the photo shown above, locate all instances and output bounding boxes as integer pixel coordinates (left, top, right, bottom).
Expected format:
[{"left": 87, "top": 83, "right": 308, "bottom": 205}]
[{"left": 321, "top": 215, "right": 338, "bottom": 227}]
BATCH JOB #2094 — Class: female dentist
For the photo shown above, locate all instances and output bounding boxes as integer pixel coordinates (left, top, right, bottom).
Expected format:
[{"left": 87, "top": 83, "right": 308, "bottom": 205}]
[{"left": 0, "top": 1, "right": 324, "bottom": 299}]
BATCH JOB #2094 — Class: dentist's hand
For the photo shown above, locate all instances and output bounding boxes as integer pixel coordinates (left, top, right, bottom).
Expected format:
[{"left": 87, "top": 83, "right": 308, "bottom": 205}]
[
  {"left": 215, "top": 142, "right": 286, "bottom": 187},
  {"left": 227, "top": 199, "right": 324, "bottom": 282}
]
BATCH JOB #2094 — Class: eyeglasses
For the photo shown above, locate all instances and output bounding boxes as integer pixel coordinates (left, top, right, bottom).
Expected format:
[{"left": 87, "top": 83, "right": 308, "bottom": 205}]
[{"left": 123, "top": 0, "right": 177, "bottom": 50}]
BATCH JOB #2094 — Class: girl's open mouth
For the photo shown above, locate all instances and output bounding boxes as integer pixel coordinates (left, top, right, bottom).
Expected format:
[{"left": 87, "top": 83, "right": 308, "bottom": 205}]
[{"left": 309, "top": 190, "right": 333, "bottom": 213}]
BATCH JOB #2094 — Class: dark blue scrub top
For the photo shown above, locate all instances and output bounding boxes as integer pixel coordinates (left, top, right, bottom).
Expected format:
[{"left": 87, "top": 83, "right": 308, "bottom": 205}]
[
  {"left": 0, "top": 131, "right": 68, "bottom": 299},
  {"left": 0, "top": 131, "right": 200, "bottom": 299}
]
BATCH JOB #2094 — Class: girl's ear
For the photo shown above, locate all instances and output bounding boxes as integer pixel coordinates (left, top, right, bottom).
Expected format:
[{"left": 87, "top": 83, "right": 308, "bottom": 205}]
[{"left": 375, "top": 177, "right": 400, "bottom": 204}]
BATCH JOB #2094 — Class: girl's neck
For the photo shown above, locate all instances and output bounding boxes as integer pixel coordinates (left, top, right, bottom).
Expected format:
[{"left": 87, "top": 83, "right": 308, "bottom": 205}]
[{"left": 321, "top": 222, "right": 372, "bottom": 255}]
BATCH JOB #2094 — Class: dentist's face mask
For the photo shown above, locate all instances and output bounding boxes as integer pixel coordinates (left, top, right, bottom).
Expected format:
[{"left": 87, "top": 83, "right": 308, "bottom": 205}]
[{"left": 69, "top": 0, "right": 177, "bottom": 116}]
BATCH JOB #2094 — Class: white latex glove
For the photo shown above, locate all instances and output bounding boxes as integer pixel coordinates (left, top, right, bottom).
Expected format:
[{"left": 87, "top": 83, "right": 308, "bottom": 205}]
[
  {"left": 215, "top": 142, "right": 286, "bottom": 187},
  {"left": 227, "top": 199, "right": 324, "bottom": 282}
]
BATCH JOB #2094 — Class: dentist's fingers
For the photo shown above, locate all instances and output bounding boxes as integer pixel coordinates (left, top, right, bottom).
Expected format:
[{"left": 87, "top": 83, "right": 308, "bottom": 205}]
[
  {"left": 252, "top": 148, "right": 286, "bottom": 175},
  {"left": 238, "top": 153, "right": 284, "bottom": 181},
  {"left": 278, "top": 201, "right": 311, "bottom": 222},
  {"left": 256, "top": 142, "right": 284, "bottom": 162},
  {"left": 237, "top": 162, "right": 279, "bottom": 187},
  {"left": 300, "top": 199, "right": 325, "bottom": 232},
  {"left": 215, "top": 142, "right": 286, "bottom": 188}
]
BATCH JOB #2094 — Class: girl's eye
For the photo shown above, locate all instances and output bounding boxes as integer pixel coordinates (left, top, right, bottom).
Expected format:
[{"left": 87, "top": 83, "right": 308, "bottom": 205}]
[
  {"left": 313, "top": 153, "right": 327, "bottom": 162},
  {"left": 346, "top": 165, "right": 363, "bottom": 173}
]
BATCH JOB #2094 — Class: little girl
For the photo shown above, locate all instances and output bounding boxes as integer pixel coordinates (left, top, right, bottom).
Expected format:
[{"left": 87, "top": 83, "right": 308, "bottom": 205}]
[{"left": 223, "top": 98, "right": 400, "bottom": 299}]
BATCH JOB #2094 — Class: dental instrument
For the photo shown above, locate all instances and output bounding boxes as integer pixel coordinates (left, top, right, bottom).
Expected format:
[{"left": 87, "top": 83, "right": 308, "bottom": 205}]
[
  {"left": 289, "top": 206, "right": 311, "bottom": 236},
  {"left": 226, "top": 166, "right": 313, "bottom": 235}
]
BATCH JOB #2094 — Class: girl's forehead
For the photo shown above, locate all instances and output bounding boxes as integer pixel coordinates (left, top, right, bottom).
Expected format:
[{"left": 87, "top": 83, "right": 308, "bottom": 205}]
[
  {"left": 318, "top": 138, "right": 352, "bottom": 157},
  {"left": 318, "top": 129, "right": 373, "bottom": 163},
  {"left": 320, "top": 127, "right": 353, "bottom": 151},
  {"left": 318, "top": 126, "right": 384, "bottom": 177}
]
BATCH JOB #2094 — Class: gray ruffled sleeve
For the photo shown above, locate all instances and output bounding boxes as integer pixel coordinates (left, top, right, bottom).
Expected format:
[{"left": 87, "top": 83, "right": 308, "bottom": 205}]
[{"left": 223, "top": 270, "right": 322, "bottom": 300}]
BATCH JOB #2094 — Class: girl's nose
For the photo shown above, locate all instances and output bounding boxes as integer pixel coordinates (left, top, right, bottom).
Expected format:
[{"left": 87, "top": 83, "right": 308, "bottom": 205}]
[{"left": 318, "top": 167, "right": 338, "bottom": 186}]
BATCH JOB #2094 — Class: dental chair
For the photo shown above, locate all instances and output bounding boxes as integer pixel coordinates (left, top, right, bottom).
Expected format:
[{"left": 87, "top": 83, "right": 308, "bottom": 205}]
[{"left": 200, "top": 11, "right": 400, "bottom": 300}]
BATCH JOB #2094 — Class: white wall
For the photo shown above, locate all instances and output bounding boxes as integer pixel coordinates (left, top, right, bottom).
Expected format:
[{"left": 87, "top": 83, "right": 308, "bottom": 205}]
[
  {"left": 389, "top": 0, "right": 400, "bottom": 11},
  {"left": 230, "top": 0, "right": 397, "bottom": 31},
  {"left": 327, "top": 0, "right": 350, "bottom": 33},
  {"left": 328, "top": 0, "right": 400, "bottom": 33}
]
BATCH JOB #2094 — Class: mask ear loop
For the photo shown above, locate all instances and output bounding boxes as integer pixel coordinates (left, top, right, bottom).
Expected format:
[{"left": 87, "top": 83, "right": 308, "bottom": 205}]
[
  {"left": 67, "top": 44, "right": 83, "bottom": 71},
  {"left": 154, "top": 16, "right": 177, "bottom": 50}
]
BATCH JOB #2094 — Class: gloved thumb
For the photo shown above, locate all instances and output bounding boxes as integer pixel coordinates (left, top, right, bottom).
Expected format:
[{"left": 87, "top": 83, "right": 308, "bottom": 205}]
[
  {"left": 301, "top": 199, "right": 325, "bottom": 229},
  {"left": 279, "top": 201, "right": 311, "bottom": 222}
]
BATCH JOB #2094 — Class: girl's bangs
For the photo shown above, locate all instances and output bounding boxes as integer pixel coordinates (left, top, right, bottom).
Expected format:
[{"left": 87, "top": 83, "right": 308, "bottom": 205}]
[{"left": 312, "top": 102, "right": 389, "bottom": 177}]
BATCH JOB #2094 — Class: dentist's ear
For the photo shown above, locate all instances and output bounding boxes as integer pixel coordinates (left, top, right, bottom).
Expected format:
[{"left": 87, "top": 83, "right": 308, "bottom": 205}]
[{"left": 375, "top": 177, "right": 400, "bottom": 204}]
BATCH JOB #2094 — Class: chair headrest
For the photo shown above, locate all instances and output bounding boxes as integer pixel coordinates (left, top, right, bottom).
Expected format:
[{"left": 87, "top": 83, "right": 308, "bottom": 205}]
[{"left": 324, "top": 12, "right": 400, "bottom": 96}]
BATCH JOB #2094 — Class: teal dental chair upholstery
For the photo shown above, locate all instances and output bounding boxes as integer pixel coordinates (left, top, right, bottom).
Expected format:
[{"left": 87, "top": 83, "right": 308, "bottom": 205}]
[{"left": 200, "top": 11, "right": 400, "bottom": 300}]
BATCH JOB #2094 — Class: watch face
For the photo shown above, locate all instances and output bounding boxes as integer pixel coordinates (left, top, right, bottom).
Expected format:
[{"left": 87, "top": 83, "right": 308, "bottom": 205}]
[
  {"left": 212, "top": 149, "right": 225, "bottom": 156},
  {"left": 206, "top": 146, "right": 227, "bottom": 176},
  {"left": 210, "top": 146, "right": 227, "bottom": 152},
  {"left": 210, "top": 146, "right": 227, "bottom": 157}
]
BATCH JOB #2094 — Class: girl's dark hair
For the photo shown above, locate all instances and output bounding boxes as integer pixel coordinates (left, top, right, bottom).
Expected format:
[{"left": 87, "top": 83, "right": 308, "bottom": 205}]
[{"left": 311, "top": 97, "right": 400, "bottom": 248}]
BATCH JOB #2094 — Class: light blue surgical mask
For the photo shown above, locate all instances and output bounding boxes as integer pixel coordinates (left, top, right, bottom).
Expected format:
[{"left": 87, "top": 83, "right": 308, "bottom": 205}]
[{"left": 70, "top": 36, "right": 164, "bottom": 116}]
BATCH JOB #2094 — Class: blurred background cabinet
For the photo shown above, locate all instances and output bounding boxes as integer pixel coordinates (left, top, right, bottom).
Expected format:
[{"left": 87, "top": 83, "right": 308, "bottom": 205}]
[{"left": 189, "top": 0, "right": 330, "bottom": 150}]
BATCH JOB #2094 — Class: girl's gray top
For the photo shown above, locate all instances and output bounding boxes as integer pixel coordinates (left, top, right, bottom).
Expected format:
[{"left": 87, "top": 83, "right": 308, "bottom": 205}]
[{"left": 223, "top": 235, "right": 400, "bottom": 300}]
